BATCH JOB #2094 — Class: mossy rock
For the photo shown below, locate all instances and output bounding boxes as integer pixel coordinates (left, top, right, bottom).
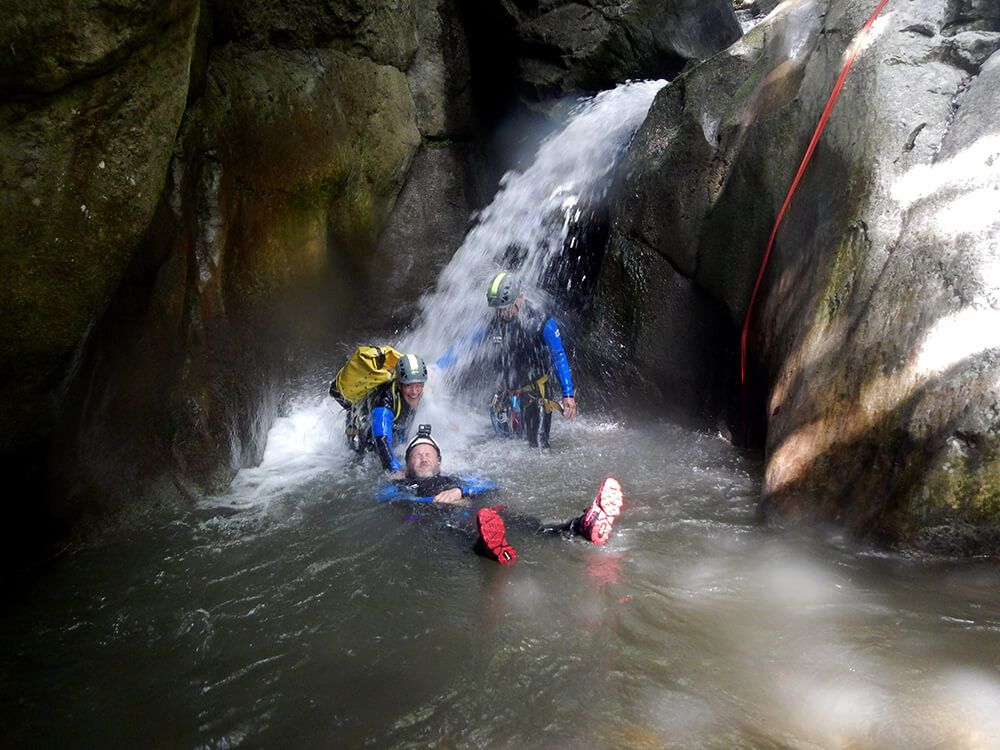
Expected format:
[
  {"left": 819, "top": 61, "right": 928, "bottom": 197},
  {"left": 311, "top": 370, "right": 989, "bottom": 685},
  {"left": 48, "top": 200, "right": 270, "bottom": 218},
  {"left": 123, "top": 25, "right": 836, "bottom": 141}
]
[{"left": 0, "top": 1, "right": 199, "bottom": 456}]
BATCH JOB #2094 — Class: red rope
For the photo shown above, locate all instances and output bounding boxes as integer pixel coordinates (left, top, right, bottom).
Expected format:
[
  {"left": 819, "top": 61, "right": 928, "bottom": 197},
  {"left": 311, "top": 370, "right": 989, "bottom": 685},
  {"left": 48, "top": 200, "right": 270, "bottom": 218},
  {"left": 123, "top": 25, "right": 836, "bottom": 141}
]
[{"left": 739, "top": 0, "right": 892, "bottom": 385}]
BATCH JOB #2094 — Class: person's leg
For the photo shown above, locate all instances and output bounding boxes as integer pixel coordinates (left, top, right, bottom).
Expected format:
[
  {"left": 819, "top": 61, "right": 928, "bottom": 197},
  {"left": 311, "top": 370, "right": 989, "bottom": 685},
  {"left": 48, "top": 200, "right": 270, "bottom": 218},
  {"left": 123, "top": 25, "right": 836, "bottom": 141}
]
[
  {"left": 537, "top": 408, "right": 552, "bottom": 449},
  {"left": 530, "top": 478, "right": 625, "bottom": 542},
  {"left": 578, "top": 477, "right": 624, "bottom": 544},
  {"left": 523, "top": 396, "right": 545, "bottom": 448},
  {"left": 345, "top": 411, "right": 363, "bottom": 454},
  {"left": 475, "top": 506, "right": 517, "bottom": 564},
  {"left": 522, "top": 398, "right": 539, "bottom": 447}
]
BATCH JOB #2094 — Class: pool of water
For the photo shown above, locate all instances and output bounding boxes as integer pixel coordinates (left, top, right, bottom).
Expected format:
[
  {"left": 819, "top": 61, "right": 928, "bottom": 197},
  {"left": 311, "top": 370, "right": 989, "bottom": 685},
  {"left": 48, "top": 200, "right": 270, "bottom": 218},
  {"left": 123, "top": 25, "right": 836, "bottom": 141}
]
[{"left": 3, "top": 402, "right": 1000, "bottom": 749}]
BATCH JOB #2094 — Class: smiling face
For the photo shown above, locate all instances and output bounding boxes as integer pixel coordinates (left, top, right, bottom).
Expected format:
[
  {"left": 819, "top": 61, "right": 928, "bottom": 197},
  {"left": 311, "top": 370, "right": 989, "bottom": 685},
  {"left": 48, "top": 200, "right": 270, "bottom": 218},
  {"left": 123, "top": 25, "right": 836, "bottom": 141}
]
[
  {"left": 400, "top": 382, "right": 424, "bottom": 409},
  {"left": 406, "top": 444, "right": 440, "bottom": 479}
]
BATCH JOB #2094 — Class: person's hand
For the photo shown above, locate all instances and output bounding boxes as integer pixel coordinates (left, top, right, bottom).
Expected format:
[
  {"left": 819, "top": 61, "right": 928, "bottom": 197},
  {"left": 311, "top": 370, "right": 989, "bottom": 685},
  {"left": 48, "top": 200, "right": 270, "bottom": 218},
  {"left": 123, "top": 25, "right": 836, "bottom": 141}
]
[
  {"left": 561, "top": 396, "right": 577, "bottom": 420},
  {"left": 433, "top": 487, "right": 469, "bottom": 506},
  {"left": 387, "top": 470, "right": 405, "bottom": 480}
]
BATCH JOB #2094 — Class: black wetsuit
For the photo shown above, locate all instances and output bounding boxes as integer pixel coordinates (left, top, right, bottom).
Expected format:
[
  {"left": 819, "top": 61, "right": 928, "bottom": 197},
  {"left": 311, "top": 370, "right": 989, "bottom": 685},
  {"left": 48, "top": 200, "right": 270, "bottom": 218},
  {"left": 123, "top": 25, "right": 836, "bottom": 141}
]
[
  {"left": 376, "top": 473, "right": 583, "bottom": 543},
  {"left": 486, "top": 301, "right": 574, "bottom": 448}
]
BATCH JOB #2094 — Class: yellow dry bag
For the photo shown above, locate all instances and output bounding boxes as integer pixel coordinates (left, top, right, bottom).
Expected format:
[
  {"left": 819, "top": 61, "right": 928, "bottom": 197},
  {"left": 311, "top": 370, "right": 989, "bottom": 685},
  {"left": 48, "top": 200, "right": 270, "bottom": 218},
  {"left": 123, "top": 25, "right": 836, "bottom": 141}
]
[{"left": 334, "top": 345, "right": 403, "bottom": 405}]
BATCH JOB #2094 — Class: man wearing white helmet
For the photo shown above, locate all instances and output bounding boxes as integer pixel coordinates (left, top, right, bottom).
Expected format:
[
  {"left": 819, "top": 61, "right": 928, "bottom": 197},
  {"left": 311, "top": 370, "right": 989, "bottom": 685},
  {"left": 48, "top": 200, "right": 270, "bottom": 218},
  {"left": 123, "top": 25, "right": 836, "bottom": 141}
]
[{"left": 377, "top": 426, "right": 624, "bottom": 565}]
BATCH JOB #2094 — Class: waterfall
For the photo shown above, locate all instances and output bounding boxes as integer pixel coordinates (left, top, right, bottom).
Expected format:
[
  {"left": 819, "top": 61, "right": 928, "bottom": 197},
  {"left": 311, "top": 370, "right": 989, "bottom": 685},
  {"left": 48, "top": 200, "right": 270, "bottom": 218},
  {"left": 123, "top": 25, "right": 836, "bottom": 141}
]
[
  {"left": 400, "top": 80, "right": 668, "bottom": 388},
  {"left": 215, "top": 80, "right": 667, "bottom": 499}
]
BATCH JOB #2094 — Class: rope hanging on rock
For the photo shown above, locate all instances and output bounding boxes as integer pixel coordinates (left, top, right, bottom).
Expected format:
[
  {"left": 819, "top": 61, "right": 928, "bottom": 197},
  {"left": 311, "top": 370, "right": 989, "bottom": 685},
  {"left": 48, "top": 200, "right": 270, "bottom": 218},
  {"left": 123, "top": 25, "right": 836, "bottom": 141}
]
[{"left": 739, "top": 0, "right": 893, "bottom": 386}]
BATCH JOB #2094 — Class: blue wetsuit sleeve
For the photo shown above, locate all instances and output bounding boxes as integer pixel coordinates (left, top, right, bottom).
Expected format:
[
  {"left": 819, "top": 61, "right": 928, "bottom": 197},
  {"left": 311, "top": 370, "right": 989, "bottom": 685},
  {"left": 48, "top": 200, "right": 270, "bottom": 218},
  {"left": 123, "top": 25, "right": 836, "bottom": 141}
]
[
  {"left": 434, "top": 325, "right": 487, "bottom": 368},
  {"left": 541, "top": 317, "right": 574, "bottom": 397},
  {"left": 376, "top": 485, "right": 435, "bottom": 503},
  {"left": 376, "top": 484, "right": 401, "bottom": 502},
  {"left": 459, "top": 476, "right": 497, "bottom": 496},
  {"left": 371, "top": 406, "right": 401, "bottom": 472}
]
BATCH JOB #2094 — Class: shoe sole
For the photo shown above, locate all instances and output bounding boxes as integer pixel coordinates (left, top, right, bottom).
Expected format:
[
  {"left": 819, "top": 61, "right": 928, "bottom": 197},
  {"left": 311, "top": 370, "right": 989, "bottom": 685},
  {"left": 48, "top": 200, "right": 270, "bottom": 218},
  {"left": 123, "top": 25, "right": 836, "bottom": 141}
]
[
  {"left": 476, "top": 507, "right": 518, "bottom": 565},
  {"left": 583, "top": 477, "right": 623, "bottom": 545}
]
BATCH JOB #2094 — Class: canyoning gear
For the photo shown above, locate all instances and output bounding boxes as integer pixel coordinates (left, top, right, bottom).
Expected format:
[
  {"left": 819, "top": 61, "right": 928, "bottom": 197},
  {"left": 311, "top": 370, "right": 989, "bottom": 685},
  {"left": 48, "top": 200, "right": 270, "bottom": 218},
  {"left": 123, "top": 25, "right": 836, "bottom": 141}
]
[
  {"left": 405, "top": 424, "right": 441, "bottom": 460},
  {"left": 580, "top": 477, "right": 624, "bottom": 545},
  {"left": 475, "top": 507, "right": 517, "bottom": 565},
  {"left": 488, "top": 302, "right": 574, "bottom": 399},
  {"left": 486, "top": 300, "right": 574, "bottom": 447},
  {"left": 486, "top": 271, "right": 522, "bottom": 308},
  {"left": 331, "top": 345, "right": 403, "bottom": 406},
  {"left": 490, "top": 390, "right": 524, "bottom": 438},
  {"left": 490, "top": 376, "right": 563, "bottom": 445},
  {"left": 396, "top": 353, "right": 428, "bottom": 385}
]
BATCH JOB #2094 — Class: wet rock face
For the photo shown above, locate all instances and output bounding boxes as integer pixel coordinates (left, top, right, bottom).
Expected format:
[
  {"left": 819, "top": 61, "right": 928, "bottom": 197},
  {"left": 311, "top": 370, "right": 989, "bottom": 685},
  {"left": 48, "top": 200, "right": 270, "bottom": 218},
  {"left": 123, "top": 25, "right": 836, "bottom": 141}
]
[
  {"left": 160, "top": 45, "right": 420, "bottom": 492},
  {"left": 0, "top": 0, "right": 197, "bottom": 94},
  {"left": 211, "top": 0, "right": 419, "bottom": 69},
  {"left": 0, "top": 0, "right": 422, "bottom": 553},
  {"left": 0, "top": 0, "right": 200, "bottom": 462},
  {"left": 486, "top": 0, "right": 744, "bottom": 101},
  {"left": 605, "top": 0, "right": 1000, "bottom": 552}
]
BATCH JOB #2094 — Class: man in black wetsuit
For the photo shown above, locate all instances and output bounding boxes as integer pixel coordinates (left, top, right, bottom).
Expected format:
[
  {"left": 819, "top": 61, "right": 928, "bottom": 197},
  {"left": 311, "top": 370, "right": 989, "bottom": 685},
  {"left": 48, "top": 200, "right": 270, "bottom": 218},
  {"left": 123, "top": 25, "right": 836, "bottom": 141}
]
[
  {"left": 377, "top": 427, "right": 625, "bottom": 565},
  {"left": 485, "top": 271, "right": 577, "bottom": 448}
]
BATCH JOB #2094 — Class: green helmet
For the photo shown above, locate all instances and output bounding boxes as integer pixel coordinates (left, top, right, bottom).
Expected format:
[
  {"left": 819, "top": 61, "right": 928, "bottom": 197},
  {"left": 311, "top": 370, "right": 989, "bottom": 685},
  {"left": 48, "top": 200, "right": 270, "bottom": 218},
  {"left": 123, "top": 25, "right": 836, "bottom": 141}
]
[
  {"left": 486, "top": 271, "right": 521, "bottom": 307},
  {"left": 395, "top": 353, "right": 428, "bottom": 385}
]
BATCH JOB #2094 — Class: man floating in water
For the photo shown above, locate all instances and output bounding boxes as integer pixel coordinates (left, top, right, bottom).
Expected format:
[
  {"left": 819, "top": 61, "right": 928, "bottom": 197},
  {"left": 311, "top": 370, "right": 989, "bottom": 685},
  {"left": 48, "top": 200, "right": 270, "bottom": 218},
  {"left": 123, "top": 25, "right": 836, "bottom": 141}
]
[{"left": 377, "top": 425, "right": 624, "bottom": 564}]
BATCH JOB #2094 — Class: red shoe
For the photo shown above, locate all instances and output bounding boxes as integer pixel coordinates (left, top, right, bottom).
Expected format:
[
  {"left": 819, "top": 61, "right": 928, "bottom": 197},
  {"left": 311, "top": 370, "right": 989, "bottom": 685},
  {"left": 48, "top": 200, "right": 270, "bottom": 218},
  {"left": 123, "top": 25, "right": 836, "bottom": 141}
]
[
  {"left": 580, "top": 477, "right": 623, "bottom": 545},
  {"left": 476, "top": 507, "right": 517, "bottom": 565}
]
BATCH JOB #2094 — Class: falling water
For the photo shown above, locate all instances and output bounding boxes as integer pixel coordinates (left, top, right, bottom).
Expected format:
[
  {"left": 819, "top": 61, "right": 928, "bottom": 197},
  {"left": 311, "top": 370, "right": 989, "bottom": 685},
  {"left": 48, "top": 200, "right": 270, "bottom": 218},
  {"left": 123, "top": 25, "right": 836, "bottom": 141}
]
[{"left": 401, "top": 80, "right": 667, "bottom": 382}]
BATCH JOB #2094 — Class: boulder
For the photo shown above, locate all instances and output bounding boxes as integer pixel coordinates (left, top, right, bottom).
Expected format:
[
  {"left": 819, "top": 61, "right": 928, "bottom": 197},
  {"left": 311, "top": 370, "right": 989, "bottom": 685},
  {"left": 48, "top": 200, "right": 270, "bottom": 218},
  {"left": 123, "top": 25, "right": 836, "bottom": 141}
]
[
  {"left": 211, "top": 0, "right": 419, "bottom": 70},
  {"left": 147, "top": 45, "right": 421, "bottom": 492},
  {"left": 407, "top": 0, "right": 475, "bottom": 138},
  {"left": 372, "top": 143, "right": 482, "bottom": 328},
  {"left": 0, "top": 0, "right": 199, "bottom": 469},
  {"left": 603, "top": 0, "right": 1000, "bottom": 552},
  {"left": 490, "top": 0, "right": 744, "bottom": 100}
]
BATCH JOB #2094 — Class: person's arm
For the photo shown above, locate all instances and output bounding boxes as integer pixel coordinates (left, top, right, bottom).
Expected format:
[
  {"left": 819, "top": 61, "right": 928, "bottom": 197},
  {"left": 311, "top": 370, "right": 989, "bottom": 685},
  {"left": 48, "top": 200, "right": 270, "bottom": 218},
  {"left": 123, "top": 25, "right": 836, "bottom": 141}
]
[
  {"left": 434, "top": 324, "right": 487, "bottom": 369},
  {"left": 432, "top": 476, "right": 497, "bottom": 505},
  {"left": 370, "top": 406, "right": 401, "bottom": 473},
  {"left": 541, "top": 317, "right": 577, "bottom": 418},
  {"left": 459, "top": 477, "right": 498, "bottom": 496},
  {"left": 377, "top": 475, "right": 477, "bottom": 504}
]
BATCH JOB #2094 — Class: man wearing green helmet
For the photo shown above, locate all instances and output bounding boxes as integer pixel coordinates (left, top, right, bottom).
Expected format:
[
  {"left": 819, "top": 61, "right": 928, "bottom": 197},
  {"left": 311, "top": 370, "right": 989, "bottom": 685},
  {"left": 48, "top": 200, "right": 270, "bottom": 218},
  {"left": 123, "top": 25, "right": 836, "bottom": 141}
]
[{"left": 485, "top": 271, "right": 577, "bottom": 448}]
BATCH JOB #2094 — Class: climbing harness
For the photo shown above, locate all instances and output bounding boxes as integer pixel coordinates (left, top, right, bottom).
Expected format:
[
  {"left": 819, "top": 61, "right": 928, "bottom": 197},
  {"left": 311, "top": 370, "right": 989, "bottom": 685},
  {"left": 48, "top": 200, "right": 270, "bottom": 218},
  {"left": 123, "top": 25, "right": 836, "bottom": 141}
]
[
  {"left": 490, "top": 375, "right": 563, "bottom": 437},
  {"left": 740, "top": 0, "right": 893, "bottom": 385}
]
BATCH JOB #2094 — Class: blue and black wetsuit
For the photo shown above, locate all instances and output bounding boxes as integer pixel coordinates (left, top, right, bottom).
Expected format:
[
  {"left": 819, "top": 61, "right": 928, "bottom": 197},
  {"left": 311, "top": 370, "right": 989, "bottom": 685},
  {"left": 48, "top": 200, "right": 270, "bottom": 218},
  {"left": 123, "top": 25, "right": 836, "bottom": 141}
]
[
  {"left": 487, "top": 301, "right": 575, "bottom": 448},
  {"left": 366, "top": 381, "right": 417, "bottom": 473}
]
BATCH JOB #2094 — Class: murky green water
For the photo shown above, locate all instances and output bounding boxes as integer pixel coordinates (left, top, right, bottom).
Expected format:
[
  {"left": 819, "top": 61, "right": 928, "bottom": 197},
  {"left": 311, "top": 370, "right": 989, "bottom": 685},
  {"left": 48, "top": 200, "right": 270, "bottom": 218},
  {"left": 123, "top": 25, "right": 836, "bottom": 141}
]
[{"left": 3, "top": 405, "right": 1000, "bottom": 749}]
